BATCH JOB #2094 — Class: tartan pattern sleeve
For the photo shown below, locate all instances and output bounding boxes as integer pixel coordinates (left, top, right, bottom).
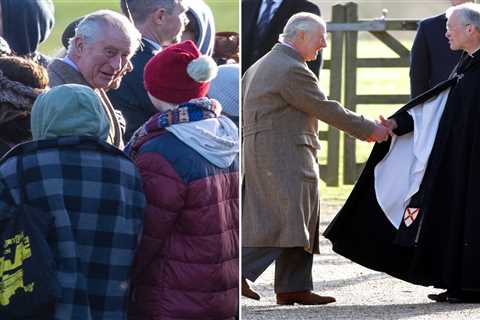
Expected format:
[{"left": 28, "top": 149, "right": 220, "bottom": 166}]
[{"left": 0, "top": 137, "right": 145, "bottom": 320}]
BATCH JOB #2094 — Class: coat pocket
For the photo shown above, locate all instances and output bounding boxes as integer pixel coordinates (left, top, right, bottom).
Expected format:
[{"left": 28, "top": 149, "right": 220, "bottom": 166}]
[{"left": 295, "top": 134, "right": 321, "bottom": 181}]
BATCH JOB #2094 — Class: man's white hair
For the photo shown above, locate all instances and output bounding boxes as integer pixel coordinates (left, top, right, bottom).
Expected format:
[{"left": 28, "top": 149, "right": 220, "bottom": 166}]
[
  {"left": 67, "top": 9, "right": 141, "bottom": 55},
  {"left": 279, "top": 12, "right": 325, "bottom": 42},
  {"left": 446, "top": 2, "right": 480, "bottom": 31}
]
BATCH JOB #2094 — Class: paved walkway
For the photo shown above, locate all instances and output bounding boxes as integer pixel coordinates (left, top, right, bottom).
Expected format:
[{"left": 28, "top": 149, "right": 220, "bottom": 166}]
[{"left": 241, "top": 200, "right": 480, "bottom": 320}]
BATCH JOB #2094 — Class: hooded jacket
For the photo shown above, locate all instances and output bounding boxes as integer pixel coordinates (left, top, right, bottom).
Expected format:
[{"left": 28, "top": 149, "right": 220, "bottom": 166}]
[
  {"left": 186, "top": 0, "right": 216, "bottom": 56},
  {"left": 0, "top": 0, "right": 54, "bottom": 56},
  {"left": 0, "top": 83, "right": 145, "bottom": 319},
  {"left": 126, "top": 99, "right": 239, "bottom": 320}
]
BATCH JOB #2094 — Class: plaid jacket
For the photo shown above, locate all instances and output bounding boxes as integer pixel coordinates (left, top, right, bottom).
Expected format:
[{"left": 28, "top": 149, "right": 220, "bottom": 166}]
[{"left": 0, "top": 136, "right": 145, "bottom": 320}]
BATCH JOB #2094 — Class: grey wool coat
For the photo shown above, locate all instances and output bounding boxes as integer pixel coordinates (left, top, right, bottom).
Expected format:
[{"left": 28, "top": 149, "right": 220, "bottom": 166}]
[
  {"left": 47, "top": 59, "right": 125, "bottom": 149},
  {"left": 242, "top": 44, "right": 375, "bottom": 253}
]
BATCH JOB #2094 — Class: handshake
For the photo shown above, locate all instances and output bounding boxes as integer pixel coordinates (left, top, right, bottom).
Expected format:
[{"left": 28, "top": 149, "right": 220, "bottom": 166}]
[{"left": 366, "top": 115, "right": 398, "bottom": 143}]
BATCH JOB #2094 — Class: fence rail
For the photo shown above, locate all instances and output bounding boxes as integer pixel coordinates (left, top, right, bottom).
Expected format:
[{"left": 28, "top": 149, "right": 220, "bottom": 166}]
[{"left": 320, "top": 2, "right": 418, "bottom": 186}]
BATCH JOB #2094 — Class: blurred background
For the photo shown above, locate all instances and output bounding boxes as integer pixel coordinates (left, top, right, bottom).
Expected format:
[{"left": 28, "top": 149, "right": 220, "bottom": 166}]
[
  {"left": 312, "top": 0, "right": 459, "bottom": 20},
  {"left": 40, "top": 0, "right": 239, "bottom": 56}
]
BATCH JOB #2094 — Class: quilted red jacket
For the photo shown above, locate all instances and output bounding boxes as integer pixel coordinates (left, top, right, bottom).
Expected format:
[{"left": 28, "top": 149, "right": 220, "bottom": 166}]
[{"left": 128, "top": 129, "right": 239, "bottom": 320}]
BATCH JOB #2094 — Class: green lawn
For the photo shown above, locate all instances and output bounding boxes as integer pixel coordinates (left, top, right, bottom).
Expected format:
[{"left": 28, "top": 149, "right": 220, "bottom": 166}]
[{"left": 40, "top": 0, "right": 239, "bottom": 55}]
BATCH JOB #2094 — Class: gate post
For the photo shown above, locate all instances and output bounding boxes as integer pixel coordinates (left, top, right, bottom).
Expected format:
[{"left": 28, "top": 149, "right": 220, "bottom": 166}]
[
  {"left": 323, "top": 3, "right": 346, "bottom": 186},
  {"left": 343, "top": 2, "right": 359, "bottom": 184}
]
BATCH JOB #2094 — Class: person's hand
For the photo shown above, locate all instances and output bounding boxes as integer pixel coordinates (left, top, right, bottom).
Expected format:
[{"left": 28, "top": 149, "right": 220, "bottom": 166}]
[
  {"left": 367, "top": 122, "right": 390, "bottom": 143},
  {"left": 378, "top": 115, "right": 397, "bottom": 135}
]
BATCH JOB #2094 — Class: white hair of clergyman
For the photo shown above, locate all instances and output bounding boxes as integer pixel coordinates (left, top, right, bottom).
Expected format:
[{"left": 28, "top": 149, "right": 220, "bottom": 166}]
[
  {"left": 447, "top": 3, "right": 480, "bottom": 31},
  {"left": 67, "top": 10, "right": 141, "bottom": 55},
  {"left": 279, "top": 12, "right": 325, "bottom": 42}
]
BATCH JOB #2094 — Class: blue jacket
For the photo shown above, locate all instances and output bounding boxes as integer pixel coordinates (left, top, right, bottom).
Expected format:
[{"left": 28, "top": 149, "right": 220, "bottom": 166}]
[
  {"left": 108, "top": 39, "right": 159, "bottom": 142},
  {"left": 0, "top": 136, "right": 145, "bottom": 320}
]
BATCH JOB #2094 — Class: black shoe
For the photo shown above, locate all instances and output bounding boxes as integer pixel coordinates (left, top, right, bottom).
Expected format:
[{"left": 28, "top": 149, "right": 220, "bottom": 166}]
[
  {"left": 453, "top": 290, "right": 480, "bottom": 303},
  {"left": 428, "top": 290, "right": 464, "bottom": 303},
  {"left": 427, "top": 291, "right": 448, "bottom": 302}
]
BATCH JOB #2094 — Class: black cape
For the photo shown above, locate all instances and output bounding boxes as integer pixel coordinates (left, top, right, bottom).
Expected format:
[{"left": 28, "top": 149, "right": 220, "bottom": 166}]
[{"left": 324, "top": 51, "right": 480, "bottom": 291}]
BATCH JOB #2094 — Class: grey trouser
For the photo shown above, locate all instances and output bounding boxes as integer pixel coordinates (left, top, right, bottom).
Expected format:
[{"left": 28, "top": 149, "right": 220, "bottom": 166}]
[{"left": 242, "top": 247, "right": 313, "bottom": 293}]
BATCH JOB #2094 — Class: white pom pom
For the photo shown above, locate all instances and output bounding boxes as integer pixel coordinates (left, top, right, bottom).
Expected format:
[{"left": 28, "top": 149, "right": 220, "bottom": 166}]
[{"left": 186, "top": 55, "right": 218, "bottom": 83}]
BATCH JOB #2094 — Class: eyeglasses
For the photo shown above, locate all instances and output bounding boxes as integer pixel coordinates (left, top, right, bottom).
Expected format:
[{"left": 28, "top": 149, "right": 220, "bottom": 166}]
[{"left": 446, "top": 23, "right": 472, "bottom": 32}]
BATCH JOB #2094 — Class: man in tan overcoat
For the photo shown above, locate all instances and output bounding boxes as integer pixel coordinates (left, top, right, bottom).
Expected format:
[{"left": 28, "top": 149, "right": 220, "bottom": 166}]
[
  {"left": 47, "top": 10, "right": 141, "bottom": 149},
  {"left": 242, "top": 12, "right": 390, "bottom": 305}
]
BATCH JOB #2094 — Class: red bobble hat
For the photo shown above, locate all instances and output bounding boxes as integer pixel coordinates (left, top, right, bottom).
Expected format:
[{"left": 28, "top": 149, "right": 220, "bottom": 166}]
[{"left": 144, "top": 40, "right": 218, "bottom": 104}]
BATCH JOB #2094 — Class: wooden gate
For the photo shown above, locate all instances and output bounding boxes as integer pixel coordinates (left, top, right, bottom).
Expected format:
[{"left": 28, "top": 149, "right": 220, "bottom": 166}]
[{"left": 320, "top": 2, "right": 418, "bottom": 185}]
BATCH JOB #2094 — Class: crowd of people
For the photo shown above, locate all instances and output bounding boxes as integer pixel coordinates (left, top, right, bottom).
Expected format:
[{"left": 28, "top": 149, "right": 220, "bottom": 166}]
[
  {"left": 3, "top": 0, "right": 480, "bottom": 318},
  {"left": 0, "top": 0, "right": 239, "bottom": 319}
]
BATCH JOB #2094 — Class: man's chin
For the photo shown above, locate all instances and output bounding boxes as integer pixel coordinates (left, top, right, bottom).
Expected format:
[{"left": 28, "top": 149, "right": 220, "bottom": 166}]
[{"left": 449, "top": 43, "right": 459, "bottom": 51}]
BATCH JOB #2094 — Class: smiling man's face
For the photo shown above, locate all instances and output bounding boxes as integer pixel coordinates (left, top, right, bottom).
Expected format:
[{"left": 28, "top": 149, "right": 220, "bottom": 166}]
[{"left": 75, "top": 24, "right": 134, "bottom": 89}]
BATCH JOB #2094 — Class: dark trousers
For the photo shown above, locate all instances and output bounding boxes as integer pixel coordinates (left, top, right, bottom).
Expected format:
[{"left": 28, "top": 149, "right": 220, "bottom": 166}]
[{"left": 242, "top": 247, "right": 313, "bottom": 293}]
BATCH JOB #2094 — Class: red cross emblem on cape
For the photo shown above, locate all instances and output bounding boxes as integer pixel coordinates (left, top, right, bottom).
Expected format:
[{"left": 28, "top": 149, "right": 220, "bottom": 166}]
[{"left": 403, "top": 207, "right": 419, "bottom": 227}]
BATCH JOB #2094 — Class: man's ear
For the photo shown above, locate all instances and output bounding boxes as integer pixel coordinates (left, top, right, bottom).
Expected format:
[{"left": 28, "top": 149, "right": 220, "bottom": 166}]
[
  {"left": 467, "top": 24, "right": 478, "bottom": 36},
  {"left": 72, "top": 37, "right": 85, "bottom": 55},
  {"left": 152, "top": 7, "right": 167, "bottom": 25},
  {"left": 298, "top": 30, "right": 306, "bottom": 41}
]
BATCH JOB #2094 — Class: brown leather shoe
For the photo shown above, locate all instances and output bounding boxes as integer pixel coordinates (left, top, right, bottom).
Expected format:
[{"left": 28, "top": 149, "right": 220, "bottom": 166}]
[
  {"left": 277, "top": 291, "right": 336, "bottom": 305},
  {"left": 242, "top": 278, "right": 260, "bottom": 300}
]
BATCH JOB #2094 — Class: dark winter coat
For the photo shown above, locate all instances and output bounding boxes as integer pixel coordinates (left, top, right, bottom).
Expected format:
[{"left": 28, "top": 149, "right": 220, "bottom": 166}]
[
  {"left": 0, "top": 136, "right": 145, "bottom": 319},
  {"left": 127, "top": 118, "right": 239, "bottom": 319},
  {"left": 325, "top": 52, "right": 480, "bottom": 291}
]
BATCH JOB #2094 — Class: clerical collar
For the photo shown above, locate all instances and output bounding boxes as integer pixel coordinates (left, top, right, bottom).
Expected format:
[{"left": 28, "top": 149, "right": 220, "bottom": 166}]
[{"left": 469, "top": 46, "right": 480, "bottom": 57}]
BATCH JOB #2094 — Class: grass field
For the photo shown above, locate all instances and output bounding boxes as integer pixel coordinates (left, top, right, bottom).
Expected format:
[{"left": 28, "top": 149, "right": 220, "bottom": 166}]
[{"left": 40, "top": 0, "right": 239, "bottom": 55}]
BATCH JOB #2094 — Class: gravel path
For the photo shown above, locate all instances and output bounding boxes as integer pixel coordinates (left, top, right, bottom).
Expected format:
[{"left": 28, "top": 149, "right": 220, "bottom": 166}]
[{"left": 241, "top": 200, "right": 480, "bottom": 320}]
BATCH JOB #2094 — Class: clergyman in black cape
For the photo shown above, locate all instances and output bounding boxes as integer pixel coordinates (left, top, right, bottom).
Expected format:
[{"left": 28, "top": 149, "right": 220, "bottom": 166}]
[{"left": 324, "top": 3, "right": 480, "bottom": 302}]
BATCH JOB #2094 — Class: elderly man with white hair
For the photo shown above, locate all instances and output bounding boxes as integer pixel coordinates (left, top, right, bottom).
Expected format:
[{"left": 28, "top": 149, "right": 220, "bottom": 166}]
[
  {"left": 410, "top": 0, "right": 472, "bottom": 99},
  {"left": 48, "top": 10, "right": 141, "bottom": 149},
  {"left": 242, "top": 12, "right": 389, "bottom": 305},
  {"left": 325, "top": 2, "right": 480, "bottom": 304}
]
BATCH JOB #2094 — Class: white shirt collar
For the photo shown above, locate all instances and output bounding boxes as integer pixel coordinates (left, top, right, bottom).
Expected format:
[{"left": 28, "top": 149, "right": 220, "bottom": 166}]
[
  {"left": 279, "top": 39, "right": 299, "bottom": 53},
  {"left": 143, "top": 37, "right": 162, "bottom": 51},
  {"left": 62, "top": 56, "right": 79, "bottom": 71}
]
